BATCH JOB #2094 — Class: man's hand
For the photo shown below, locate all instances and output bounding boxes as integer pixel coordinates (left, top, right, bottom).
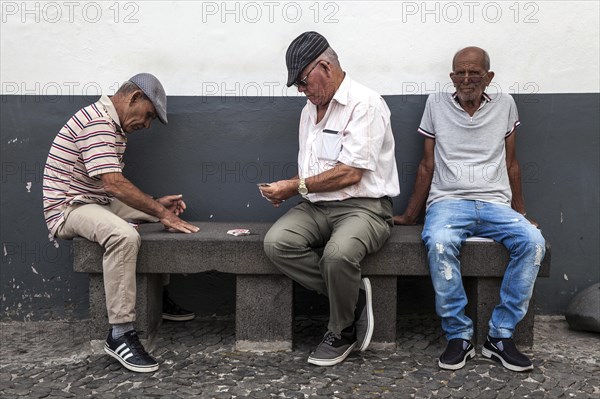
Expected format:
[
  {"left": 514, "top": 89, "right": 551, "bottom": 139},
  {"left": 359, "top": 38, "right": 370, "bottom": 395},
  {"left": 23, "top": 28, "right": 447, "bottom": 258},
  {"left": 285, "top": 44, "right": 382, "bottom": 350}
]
[
  {"left": 99, "top": 173, "right": 198, "bottom": 233},
  {"left": 393, "top": 214, "right": 417, "bottom": 226},
  {"left": 259, "top": 180, "right": 296, "bottom": 208},
  {"left": 157, "top": 194, "right": 199, "bottom": 233},
  {"left": 157, "top": 194, "right": 186, "bottom": 216},
  {"left": 160, "top": 211, "right": 200, "bottom": 234}
]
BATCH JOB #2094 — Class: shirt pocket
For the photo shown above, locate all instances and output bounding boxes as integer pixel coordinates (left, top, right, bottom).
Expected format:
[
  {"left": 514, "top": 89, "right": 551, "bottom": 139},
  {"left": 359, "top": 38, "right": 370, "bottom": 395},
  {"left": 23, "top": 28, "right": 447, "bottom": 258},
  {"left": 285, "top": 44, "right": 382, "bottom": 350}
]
[{"left": 318, "top": 129, "right": 342, "bottom": 161}]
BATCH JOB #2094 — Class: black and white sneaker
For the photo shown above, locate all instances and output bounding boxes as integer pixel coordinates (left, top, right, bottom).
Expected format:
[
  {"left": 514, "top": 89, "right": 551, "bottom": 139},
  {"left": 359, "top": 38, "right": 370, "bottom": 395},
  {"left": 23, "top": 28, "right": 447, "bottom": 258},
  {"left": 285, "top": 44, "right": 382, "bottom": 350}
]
[
  {"left": 104, "top": 329, "right": 159, "bottom": 373},
  {"left": 162, "top": 290, "right": 195, "bottom": 321},
  {"left": 438, "top": 338, "right": 475, "bottom": 370},
  {"left": 482, "top": 336, "right": 533, "bottom": 372},
  {"left": 307, "top": 328, "right": 357, "bottom": 366},
  {"left": 354, "top": 277, "right": 374, "bottom": 352}
]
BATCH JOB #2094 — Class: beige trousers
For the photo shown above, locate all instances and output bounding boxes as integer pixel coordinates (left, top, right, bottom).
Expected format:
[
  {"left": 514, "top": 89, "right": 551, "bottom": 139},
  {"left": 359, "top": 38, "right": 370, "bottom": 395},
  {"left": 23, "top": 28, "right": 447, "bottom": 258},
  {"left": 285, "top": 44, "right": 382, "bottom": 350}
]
[{"left": 57, "top": 199, "right": 162, "bottom": 324}]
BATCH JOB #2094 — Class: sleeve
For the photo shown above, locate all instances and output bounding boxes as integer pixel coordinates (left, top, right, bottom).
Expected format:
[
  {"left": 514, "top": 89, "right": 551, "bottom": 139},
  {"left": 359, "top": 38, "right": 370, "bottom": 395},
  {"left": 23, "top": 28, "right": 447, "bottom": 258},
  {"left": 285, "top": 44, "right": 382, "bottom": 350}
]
[
  {"left": 337, "top": 98, "right": 389, "bottom": 171},
  {"left": 506, "top": 95, "right": 521, "bottom": 137},
  {"left": 417, "top": 95, "right": 436, "bottom": 138},
  {"left": 73, "top": 119, "right": 123, "bottom": 177}
]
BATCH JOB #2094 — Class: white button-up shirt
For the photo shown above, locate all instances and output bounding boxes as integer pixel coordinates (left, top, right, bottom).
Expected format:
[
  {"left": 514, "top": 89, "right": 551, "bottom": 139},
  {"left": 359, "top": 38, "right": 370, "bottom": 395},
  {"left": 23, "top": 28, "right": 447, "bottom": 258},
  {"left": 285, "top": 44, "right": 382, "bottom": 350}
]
[{"left": 298, "top": 75, "right": 400, "bottom": 202}]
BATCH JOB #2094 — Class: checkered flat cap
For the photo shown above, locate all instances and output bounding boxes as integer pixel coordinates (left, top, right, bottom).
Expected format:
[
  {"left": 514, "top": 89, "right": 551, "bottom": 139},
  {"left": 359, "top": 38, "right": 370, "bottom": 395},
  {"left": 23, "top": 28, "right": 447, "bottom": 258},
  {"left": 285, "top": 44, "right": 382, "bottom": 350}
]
[
  {"left": 128, "top": 73, "right": 168, "bottom": 124},
  {"left": 286, "top": 31, "right": 329, "bottom": 87}
]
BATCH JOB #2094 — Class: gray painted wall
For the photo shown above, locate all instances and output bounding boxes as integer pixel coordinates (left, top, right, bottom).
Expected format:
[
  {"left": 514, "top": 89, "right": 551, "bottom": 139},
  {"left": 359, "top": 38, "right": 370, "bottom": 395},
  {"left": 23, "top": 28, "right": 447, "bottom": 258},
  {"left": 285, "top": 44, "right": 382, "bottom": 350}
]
[{"left": 1, "top": 94, "right": 598, "bottom": 321}]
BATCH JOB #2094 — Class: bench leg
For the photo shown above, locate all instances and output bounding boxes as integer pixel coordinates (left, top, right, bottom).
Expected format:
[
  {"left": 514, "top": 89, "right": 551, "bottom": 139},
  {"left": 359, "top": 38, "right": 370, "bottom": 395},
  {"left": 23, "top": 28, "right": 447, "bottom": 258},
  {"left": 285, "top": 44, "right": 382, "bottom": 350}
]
[
  {"left": 369, "top": 276, "right": 397, "bottom": 349},
  {"left": 465, "top": 277, "right": 535, "bottom": 347},
  {"left": 235, "top": 275, "right": 293, "bottom": 352},
  {"left": 89, "top": 273, "right": 162, "bottom": 348}
]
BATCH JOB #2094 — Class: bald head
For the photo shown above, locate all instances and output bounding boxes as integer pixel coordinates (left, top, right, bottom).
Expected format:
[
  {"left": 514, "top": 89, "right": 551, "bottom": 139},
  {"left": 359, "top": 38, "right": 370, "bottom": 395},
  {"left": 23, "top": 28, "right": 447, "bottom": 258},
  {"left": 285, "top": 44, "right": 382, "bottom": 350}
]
[{"left": 452, "top": 47, "right": 490, "bottom": 71}]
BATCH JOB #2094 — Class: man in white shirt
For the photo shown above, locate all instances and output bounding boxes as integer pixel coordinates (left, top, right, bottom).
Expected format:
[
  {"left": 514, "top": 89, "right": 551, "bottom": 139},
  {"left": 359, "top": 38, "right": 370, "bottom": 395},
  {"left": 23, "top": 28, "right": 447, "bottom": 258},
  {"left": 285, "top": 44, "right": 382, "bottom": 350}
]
[{"left": 260, "top": 31, "right": 400, "bottom": 366}]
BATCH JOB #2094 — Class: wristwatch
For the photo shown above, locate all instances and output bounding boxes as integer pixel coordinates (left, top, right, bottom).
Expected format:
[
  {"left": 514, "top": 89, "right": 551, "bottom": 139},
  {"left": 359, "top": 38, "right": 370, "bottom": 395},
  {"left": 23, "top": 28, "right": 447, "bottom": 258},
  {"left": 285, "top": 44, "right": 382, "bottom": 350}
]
[{"left": 298, "top": 179, "right": 308, "bottom": 196}]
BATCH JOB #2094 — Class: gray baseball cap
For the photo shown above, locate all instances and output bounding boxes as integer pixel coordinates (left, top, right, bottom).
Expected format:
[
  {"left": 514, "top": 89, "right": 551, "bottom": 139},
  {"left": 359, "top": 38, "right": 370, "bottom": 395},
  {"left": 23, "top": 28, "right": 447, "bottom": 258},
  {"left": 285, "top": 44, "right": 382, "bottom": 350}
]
[{"left": 128, "top": 73, "right": 168, "bottom": 124}]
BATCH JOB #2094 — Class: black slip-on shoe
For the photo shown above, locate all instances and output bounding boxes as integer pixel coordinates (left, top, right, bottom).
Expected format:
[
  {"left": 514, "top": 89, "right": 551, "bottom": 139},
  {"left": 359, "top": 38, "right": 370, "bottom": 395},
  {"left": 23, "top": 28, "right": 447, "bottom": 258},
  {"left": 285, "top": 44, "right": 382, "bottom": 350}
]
[
  {"left": 354, "top": 277, "right": 374, "bottom": 352},
  {"left": 438, "top": 338, "right": 475, "bottom": 370},
  {"left": 482, "top": 336, "right": 533, "bottom": 372}
]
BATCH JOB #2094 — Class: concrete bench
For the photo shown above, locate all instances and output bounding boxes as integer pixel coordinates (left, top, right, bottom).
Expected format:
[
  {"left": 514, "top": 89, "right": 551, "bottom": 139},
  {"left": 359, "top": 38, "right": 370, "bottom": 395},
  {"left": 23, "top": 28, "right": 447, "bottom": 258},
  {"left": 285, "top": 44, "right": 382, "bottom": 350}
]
[{"left": 73, "top": 222, "right": 550, "bottom": 351}]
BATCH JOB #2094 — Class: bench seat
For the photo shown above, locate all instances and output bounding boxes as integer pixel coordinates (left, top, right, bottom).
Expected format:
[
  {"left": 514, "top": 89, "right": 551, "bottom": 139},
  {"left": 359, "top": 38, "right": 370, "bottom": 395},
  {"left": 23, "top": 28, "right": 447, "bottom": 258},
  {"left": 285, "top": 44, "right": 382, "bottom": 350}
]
[{"left": 73, "top": 222, "right": 550, "bottom": 351}]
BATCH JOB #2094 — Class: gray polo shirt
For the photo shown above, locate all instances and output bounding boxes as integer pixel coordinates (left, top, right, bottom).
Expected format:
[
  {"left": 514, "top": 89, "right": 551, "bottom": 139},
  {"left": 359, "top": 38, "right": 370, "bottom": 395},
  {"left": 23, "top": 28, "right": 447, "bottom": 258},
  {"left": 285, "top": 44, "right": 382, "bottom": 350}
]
[{"left": 418, "top": 92, "right": 520, "bottom": 208}]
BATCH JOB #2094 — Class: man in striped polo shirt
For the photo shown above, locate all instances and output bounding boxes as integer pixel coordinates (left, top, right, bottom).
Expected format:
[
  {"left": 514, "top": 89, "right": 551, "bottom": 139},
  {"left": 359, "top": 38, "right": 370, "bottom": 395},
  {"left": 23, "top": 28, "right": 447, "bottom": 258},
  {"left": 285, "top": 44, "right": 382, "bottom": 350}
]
[
  {"left": 395, "top": 47, "right": 546, "bottom": 372},
  {"left": 42, "top": 73, "right": 199, "bottom": 373}
]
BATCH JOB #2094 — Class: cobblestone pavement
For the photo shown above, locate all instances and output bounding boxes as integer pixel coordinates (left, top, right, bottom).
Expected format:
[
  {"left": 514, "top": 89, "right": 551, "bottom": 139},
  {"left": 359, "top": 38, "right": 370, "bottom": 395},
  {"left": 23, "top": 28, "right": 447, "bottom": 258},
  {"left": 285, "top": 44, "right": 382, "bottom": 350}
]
[{"left": 1, "top": 315, "right": 598, "bottom": 398}]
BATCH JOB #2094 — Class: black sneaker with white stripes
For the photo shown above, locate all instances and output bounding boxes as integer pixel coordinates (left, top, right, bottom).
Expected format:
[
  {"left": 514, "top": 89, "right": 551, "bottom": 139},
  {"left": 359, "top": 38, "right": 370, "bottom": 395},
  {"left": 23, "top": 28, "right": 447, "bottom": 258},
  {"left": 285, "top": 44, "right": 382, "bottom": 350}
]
[{"left": 104, "top": 329, "right": 159, "bottom": 373}]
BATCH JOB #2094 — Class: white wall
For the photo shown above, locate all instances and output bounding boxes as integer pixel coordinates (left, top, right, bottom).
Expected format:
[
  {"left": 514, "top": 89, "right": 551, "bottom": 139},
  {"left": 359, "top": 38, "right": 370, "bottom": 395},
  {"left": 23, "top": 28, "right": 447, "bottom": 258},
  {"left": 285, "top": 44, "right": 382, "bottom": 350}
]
[{"left": 1, "top": 0, "right": 599, "bottom": 96}]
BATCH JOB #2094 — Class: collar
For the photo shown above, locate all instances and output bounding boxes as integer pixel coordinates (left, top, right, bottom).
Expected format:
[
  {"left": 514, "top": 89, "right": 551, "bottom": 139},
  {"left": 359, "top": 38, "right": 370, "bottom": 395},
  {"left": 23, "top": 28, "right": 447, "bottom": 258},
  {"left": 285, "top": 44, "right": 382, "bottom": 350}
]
[
  {"left": 306, "top": 74, "right": 350, "bottom": 120},
  {"left": 98, "top": 95, "right": 123, "bottom": 132},
  {"left": 451, "top": 92, "right": 492, "bottom": 111},
  {"left": 330, "top": 73, "right": 350, "bottom": 106}
]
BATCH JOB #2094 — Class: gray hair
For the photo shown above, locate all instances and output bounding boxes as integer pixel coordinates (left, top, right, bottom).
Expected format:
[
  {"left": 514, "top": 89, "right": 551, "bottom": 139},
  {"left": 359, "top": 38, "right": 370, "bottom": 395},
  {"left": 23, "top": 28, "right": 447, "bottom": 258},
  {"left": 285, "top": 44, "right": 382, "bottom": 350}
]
[{"left": 320, "top": 47, "right": 340, "bottom": 68}]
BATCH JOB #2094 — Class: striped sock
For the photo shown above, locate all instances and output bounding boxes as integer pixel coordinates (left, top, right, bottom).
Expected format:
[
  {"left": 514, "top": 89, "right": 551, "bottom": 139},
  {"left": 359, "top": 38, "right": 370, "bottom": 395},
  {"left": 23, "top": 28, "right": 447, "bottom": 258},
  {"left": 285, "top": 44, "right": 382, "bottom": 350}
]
[{"left": 112, "top": 323, "right": 134, "bottom": 339}]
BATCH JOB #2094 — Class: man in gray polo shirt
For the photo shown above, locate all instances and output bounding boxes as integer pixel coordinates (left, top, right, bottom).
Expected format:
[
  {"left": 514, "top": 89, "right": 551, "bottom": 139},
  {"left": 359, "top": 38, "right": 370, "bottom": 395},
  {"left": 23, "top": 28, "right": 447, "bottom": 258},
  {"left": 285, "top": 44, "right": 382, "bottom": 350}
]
[{"left": 395, "top": 47, "right": 546, "bottom": 372}]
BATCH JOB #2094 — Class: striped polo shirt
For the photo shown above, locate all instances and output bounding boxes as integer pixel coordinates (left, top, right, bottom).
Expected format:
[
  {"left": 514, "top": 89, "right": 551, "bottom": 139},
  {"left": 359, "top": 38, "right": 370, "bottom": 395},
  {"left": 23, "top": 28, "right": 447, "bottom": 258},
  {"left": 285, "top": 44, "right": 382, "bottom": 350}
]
[{"left": 43, "top": 95, "right": 126, "bottom": 237}]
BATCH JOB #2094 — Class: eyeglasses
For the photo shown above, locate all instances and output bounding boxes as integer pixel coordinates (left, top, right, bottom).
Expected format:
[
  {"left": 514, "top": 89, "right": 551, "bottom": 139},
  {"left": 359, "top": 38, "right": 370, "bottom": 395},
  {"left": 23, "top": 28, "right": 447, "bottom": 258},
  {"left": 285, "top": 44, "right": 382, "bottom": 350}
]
[
  {"left": 294, "top": 62, "right": 320, "bottom": 87},
  {"left": 451, "top": 72, "right": 488, "bottom": 84}
]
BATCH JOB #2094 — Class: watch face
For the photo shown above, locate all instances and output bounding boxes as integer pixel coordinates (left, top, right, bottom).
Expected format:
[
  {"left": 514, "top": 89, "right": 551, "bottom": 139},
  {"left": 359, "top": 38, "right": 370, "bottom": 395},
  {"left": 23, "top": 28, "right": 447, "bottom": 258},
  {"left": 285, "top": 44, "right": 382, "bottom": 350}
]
[{"left": 298, "top": 179, "right": 308, "bottom": 195}]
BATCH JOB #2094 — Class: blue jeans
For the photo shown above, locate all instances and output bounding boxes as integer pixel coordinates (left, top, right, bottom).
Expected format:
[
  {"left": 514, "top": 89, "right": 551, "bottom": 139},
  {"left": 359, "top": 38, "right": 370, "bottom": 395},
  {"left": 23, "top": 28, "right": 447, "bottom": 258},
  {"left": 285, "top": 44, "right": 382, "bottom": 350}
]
[{"left": 422, "top": 200, "right": 545, "bottom": 340}]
